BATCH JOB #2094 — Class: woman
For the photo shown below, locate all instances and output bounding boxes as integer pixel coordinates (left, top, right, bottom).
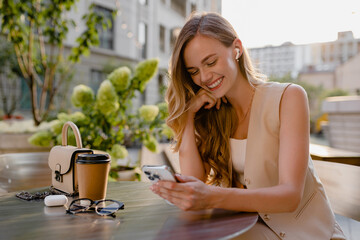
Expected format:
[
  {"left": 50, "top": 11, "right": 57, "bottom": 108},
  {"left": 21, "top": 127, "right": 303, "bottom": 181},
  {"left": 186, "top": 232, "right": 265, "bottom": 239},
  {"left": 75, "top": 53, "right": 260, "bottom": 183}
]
[{"left": 151, "top": 12, "right": 345, "bottom": 240}]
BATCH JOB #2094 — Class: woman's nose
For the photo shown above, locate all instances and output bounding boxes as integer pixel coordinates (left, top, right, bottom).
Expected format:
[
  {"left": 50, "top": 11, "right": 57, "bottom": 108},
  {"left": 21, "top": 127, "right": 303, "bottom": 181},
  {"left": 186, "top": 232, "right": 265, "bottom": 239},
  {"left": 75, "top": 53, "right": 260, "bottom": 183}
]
[{"left": 200, "top": 69, "right": 212, "bottom": 85}]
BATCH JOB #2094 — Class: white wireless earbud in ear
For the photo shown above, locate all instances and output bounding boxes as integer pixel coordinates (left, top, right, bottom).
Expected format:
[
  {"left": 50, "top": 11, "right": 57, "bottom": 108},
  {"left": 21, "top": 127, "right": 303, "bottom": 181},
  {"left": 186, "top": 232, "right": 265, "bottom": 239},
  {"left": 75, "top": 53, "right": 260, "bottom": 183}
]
[{"left": 235, "top": 48, "right": 241, "bottom": 60}]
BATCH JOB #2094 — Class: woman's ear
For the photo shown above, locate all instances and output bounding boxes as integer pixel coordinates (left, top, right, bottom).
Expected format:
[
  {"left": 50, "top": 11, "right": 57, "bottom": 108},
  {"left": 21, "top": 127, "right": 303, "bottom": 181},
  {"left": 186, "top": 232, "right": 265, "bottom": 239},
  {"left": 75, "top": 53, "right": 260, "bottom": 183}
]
[{"left": 233, "top": 38, "right": 243, "bottom": 60}]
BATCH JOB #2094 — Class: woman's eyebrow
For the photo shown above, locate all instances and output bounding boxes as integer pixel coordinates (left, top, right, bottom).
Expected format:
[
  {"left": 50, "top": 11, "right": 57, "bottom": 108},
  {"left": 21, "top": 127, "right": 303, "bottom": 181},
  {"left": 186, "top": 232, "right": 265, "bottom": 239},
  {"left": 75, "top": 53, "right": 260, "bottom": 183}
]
[{"left": 201, "top": 54, "right": 216, "bottom": 64}]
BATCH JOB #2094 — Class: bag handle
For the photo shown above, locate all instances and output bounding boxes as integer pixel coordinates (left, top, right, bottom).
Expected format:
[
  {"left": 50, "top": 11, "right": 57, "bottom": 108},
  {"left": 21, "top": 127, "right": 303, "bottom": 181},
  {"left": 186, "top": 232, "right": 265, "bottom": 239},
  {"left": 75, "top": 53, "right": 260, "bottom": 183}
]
[{"left": 61, "top": 121, "right": 83, "bottom": 148}]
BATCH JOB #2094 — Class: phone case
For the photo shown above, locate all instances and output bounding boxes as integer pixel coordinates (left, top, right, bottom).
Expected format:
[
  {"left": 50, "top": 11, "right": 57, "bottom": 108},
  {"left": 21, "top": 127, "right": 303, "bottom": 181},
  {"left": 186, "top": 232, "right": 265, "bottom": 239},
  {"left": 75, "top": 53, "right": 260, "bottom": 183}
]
[{"left": 142, "top": 165, "right": 176, "bottom": 183}]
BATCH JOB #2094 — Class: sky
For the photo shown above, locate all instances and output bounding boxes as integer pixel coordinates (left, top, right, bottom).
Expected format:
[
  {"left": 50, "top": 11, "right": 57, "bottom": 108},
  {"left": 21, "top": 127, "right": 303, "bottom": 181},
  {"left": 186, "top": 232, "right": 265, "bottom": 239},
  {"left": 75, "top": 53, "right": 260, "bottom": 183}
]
[{"left": 221, "top": 0, "right": 360, "bottom": 48}]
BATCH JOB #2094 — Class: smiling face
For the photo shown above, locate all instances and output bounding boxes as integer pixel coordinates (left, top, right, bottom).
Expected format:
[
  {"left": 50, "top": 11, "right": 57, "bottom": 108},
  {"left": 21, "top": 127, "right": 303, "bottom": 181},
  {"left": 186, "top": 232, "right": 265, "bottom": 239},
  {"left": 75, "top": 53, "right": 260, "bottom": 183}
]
[{"left": 183, "top": 34, "right": 240, "bottom": 98}]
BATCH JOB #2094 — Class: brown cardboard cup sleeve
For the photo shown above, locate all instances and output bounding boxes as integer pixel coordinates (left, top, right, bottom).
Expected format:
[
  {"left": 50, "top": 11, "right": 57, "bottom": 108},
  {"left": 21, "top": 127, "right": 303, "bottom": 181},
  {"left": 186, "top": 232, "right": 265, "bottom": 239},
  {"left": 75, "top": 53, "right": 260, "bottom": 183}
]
[{"left": 76, "top": 154, "right": 111, "bottom": 200}]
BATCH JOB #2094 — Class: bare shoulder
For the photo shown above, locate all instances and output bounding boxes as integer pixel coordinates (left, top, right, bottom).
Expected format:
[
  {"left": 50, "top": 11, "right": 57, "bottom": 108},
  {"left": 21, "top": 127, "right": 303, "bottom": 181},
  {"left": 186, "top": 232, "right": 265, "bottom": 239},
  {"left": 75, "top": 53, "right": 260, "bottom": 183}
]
[
  {"left": 280, "top": 84, "right": 309, "bottom": 117},
  {"left": 282, "top": 84, "right": 308, "bottom": 102}
]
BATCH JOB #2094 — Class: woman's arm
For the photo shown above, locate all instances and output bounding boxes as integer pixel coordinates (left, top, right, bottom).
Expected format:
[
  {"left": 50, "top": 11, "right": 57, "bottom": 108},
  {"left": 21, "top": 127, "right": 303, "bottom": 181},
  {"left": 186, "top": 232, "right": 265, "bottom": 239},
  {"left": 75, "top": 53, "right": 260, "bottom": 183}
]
[
  {"left": 178, "top": 113, "right": 208, "bottom": 181},
  {"left": 211, "top": 85, "right": 309, "bottom": 212},
  {"left": 154, "top": 84, "right": 309, "bottom": 213},
  {"left": 178, "top": 89, "right": 218, "bottom": 181}
]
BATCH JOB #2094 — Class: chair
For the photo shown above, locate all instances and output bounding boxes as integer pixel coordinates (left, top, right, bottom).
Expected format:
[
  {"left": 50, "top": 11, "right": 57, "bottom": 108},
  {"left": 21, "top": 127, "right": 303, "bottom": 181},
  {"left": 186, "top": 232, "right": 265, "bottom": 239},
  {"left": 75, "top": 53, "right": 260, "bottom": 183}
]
[{"left": 313, "top": 160, "right": 360, "bottom": 240}]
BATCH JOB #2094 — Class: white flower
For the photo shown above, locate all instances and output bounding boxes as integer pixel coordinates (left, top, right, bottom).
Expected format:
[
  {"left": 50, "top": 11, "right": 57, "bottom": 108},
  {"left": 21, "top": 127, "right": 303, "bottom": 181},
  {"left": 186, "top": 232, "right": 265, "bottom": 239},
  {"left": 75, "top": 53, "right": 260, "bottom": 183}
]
[
  {"left": 139, "top": 105, "right": 159, "bottom": 122},
  {"left": 71, "top": 84, "right": 94, "bottom": 108},
  {"left": 96, "top": 80, "right": 119, "bottom": 116}
]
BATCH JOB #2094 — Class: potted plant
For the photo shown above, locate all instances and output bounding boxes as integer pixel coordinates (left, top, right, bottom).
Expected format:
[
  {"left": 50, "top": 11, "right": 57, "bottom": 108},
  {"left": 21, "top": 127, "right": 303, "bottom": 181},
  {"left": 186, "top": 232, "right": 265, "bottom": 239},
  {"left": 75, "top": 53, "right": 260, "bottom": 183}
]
[{"left": 29, "top": 58, "right": 174, "bottom": 181}]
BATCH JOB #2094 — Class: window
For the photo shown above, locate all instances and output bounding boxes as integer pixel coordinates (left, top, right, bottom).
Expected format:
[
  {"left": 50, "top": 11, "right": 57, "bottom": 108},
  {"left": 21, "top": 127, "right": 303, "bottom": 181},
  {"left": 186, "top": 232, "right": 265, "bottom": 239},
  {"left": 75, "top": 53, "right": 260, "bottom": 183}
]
[
  {"left": 191, "top": 3, "right": 197, "bottom": 13},
  {"left": 321, "top": 44, "right": 326, "bottom": 62},
  {"left": 94, "top": 5, "right": 114, "bottom": 50},
  {"left": 90, "top": 69, "right": 106, "bottom": 92},
  {"left": 330, "top": 43, "right": 334, "bottom": 55},
  {"left": 171, "top": 0, "right": 186, "bottom": 17},
  {"left": 158, "top": 73, "right": 167, "bottom": 97},
  {"left": 141, "top": 89, "right": 147, "bottom": 104},
  {"left": 19, "top": 79, "right": 31, "bottom": 110},
  {"left": 138, "top": 22, "right": 148, "bottom": 59},
  {"left": 159, "top": 25, "right": 165, "bottom": 52},
  {"left": 170, "top": 27, "right": 181, "bottom": 50}
]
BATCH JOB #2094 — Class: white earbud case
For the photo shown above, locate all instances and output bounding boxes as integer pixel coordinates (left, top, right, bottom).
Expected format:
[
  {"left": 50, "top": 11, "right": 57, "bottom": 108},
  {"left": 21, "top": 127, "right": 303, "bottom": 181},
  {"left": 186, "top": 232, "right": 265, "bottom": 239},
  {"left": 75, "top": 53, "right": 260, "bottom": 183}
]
[{"left": 44, "top": 195, "right": 68, "bottom": 207}]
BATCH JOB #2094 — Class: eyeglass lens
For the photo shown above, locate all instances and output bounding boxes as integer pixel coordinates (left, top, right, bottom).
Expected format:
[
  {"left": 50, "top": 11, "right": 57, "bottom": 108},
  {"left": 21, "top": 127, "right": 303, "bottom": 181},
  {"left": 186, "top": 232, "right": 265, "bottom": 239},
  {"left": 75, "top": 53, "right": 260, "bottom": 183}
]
[
  {"left": 69, "top": 199, "right": 123, "bottom": 216},
  {"left": 96, "top": 200, "right": 122, "bottom": 216},
  {"left": 69, "top": 199, "right": 92, "bottom": 213}
]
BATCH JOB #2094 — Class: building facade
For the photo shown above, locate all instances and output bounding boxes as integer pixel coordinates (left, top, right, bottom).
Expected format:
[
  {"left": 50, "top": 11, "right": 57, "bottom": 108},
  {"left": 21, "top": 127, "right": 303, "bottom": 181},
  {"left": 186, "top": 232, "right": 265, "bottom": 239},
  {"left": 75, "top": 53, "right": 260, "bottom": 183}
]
[
  {"left": 64, "top": 0, "right": 222, "bottom": 110},
  {"left": 299, "top": 32, "right": 360, "bottom": 95},
  {"left": 248, "top": 42, "right": 310, "bottom": 79},
  {"left": 248, "top": 31, "right": 360, "bottom": 94},
  {"left": 1, "top": 0, "right": 221, "bottom": 115},
  {"left": 334, "top": 52, "right": 360, "bottom": 95},
  {"left": 308, "top": 31, "right": 360, "bottom": 72}
]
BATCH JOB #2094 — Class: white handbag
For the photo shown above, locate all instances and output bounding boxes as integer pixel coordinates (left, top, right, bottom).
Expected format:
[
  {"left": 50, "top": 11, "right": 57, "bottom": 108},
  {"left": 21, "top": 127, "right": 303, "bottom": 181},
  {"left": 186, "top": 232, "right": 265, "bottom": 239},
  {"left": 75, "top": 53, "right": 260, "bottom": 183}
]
[{"left": 48, "top": 121, "right": 93, "bottom": 195}]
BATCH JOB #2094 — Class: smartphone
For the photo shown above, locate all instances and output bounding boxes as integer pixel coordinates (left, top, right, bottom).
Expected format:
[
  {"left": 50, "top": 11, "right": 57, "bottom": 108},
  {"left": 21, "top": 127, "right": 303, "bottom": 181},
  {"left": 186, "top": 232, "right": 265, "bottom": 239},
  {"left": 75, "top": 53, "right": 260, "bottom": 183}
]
[{"left": 142, "top": 165, "right": 177, "bottom": 183}]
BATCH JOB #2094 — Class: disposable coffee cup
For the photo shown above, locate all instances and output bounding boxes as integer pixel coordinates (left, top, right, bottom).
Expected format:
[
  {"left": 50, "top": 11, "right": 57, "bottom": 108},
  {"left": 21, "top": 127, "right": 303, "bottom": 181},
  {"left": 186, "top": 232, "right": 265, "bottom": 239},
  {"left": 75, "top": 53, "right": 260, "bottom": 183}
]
[{"left": 76, "top": 153, "right": 111, "bottom": 200}]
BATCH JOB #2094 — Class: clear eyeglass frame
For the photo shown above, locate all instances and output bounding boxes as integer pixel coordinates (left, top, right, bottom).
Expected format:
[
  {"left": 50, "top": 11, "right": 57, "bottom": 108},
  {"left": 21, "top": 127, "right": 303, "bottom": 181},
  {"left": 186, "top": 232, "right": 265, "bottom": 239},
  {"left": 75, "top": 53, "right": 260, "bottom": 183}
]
[{"left": 66, "top": 198, "right": 124, "bottom": 217}]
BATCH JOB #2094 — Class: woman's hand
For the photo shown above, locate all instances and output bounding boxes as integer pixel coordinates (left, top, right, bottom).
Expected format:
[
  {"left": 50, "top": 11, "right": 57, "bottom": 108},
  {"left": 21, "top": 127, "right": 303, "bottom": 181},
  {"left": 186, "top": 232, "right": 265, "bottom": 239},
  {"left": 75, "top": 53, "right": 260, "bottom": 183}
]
[
  {"left": 150, "top": 174, "right": 216, "bottom": 211},
  {"left": 187, "top": 89, "right": 227, "bottom": 117}
]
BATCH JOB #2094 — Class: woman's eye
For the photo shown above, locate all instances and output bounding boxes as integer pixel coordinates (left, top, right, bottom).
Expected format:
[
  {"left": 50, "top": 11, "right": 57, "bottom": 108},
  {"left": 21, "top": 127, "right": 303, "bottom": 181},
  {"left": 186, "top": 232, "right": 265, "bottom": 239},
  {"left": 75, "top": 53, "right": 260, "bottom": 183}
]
[
  {"left": 207, "top": 60, "right": 216, "bottom": 66},
  {"left": 189, "top": 70, "right": 199, "bottom": 76}
]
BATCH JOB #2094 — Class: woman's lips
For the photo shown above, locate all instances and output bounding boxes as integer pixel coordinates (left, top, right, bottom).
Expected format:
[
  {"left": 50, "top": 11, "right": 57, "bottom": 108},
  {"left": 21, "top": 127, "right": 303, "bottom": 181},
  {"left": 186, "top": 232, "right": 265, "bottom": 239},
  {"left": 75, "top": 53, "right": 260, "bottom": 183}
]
[{"left": 207, "top": 77, "right": 224, "bottom": 90}]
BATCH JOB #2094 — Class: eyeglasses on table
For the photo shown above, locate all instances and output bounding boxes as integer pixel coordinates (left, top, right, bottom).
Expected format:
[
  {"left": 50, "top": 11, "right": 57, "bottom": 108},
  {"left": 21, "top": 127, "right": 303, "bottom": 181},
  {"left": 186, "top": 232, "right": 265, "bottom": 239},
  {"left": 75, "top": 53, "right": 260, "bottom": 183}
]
[{"left": 66, "top": 198, "right": 125, "bottom": 217}]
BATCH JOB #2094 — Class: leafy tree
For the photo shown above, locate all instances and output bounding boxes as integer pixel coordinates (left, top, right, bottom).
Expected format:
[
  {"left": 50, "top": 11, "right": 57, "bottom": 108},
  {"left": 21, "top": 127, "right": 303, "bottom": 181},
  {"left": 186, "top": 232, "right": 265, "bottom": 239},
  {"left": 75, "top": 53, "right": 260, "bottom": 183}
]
[
  {"left": 321, "top": 88, "right": 349, "bottom": 99},
  {"left": 0, "top": 0, "right": 116, "bottom": 125},
  {"left": 0, "top": 34, "right": 22, "bottom": 118},
  {"left": 29, "top": 59, "right": 174, "bottom": 180}
]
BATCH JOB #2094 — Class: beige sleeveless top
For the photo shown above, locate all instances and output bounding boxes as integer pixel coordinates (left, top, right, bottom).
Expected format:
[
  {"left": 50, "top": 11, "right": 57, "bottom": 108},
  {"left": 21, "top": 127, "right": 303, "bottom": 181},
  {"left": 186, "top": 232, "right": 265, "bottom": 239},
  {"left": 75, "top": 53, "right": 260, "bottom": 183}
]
[
  {"left": 243, "top": 81, "right": 345, "bottom": 239},
  {"left": 230, "top": 138, "right": 246, "bottom": 185}
]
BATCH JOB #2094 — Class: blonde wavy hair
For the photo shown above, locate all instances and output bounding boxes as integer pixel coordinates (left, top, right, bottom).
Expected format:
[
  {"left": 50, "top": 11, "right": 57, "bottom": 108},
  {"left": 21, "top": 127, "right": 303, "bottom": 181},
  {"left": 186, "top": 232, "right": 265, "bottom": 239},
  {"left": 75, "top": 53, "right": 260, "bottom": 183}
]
[{"left": 166, "top": 12, "right": 264, "bottom": 187}]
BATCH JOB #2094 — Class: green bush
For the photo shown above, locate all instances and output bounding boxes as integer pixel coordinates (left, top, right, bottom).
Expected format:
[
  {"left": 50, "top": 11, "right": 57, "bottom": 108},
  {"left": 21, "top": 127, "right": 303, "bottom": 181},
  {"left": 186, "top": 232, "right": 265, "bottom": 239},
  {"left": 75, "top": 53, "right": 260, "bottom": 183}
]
[{"left": 29, "top": 59, "right": 174, "bottom": 168}]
